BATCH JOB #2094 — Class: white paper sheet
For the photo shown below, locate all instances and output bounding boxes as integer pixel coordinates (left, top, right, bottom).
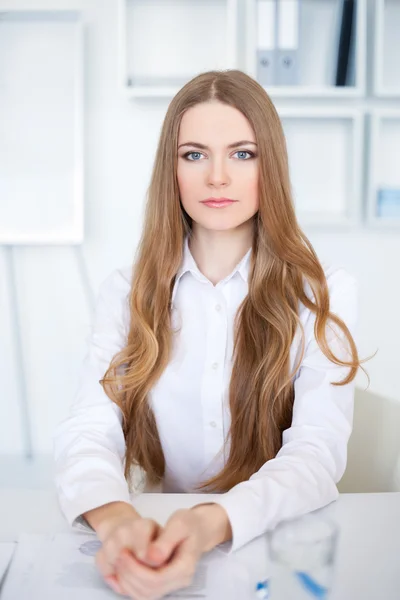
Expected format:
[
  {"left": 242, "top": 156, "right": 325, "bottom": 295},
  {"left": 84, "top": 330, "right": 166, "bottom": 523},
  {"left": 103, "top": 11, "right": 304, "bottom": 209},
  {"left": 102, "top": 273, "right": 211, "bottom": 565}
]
[
  {"left": 0, "top": 533, "right": 253, "bottom": 599},
  {"left": 0, "top": 543, "right": 16, "bottom": 587}
]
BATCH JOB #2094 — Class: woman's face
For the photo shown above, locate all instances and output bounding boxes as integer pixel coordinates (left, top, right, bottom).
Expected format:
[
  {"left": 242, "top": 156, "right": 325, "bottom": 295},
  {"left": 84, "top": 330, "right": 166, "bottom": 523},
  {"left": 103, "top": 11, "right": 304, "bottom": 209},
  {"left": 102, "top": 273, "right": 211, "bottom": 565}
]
[{"left": 177, "top": 101, "right": 259, "bottom": 233}]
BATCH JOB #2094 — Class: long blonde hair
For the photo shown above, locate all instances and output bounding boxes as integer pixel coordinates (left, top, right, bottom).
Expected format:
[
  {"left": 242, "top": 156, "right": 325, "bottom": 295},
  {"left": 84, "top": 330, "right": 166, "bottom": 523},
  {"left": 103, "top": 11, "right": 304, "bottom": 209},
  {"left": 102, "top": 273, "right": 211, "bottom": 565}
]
[{"left": 101, "top": 70, "right": 363, "bottom": 493}]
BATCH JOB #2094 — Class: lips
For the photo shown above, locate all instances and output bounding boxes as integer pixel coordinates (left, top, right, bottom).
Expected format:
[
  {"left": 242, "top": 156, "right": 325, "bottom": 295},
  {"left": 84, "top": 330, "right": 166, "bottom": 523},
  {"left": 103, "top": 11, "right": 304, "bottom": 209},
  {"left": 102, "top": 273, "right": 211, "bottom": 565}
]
[
  {"left": 200, "top": 198, "right": 237, "bottom": 208},
  {"left": 202, "top": 198, "right": 236, "bottom": 204},
  {"left": 201, "top": 199, "right": 236, "bottom": 208}
]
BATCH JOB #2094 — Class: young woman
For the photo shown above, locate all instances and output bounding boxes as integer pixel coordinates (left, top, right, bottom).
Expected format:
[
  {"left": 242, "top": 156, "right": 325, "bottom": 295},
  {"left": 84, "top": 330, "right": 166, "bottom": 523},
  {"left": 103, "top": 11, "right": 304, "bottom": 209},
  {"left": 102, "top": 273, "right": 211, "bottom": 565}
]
[{"left": 53, "top": 69, "right": 363, "bottom": 599}]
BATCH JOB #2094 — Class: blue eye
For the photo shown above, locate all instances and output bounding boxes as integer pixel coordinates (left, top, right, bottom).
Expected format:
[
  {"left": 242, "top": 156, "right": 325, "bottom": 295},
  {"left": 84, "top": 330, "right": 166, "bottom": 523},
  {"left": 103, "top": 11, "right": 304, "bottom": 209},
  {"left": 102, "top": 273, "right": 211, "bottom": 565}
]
[
  {"left": 235, "top": 151, "right": 253, "bottom": 160},
  {"left": 183, "top": 150, "right": 255, "bottom": 161},
  {"left": 185, "top": 151, "right": 203, "bottom": 161}
]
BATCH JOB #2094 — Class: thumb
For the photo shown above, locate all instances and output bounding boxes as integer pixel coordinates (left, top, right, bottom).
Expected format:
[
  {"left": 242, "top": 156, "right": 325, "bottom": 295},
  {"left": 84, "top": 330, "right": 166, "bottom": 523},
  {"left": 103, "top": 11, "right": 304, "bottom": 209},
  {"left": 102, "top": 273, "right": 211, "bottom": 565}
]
[{"left": 147, "top": 522, "right": 185, "bottom": 566}]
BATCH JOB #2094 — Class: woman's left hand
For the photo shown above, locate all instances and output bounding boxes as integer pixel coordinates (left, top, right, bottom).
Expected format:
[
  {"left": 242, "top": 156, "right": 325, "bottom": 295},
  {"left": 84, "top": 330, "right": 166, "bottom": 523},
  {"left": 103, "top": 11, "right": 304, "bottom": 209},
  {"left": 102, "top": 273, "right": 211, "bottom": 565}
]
[{"left": 114, "top": 505, "right": 231, "bottom": 599}]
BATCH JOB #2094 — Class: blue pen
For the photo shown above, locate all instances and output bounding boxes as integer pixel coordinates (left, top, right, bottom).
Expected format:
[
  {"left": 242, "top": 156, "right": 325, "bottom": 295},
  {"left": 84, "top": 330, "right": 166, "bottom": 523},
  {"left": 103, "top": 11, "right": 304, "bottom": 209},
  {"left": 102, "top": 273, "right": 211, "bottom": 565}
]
[
  {"left": 296, "top": 572, "right": 328, "bottom": 598},
  {"left": 256, "top": 573, "right": 328, "bottom": 599},
  {"left": 255, "top": 579, "right": 269, "bottom": 599}
]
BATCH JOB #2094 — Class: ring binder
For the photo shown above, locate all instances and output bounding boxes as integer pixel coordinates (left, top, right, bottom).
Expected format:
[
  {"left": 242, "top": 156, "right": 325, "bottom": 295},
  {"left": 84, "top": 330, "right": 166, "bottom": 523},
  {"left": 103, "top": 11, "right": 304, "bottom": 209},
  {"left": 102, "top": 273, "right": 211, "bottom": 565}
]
[
  {"left": 335, "top": 0, "right": 355, "bottom": 86},
  {"left": 256, "top": 0, "right": 277, "bottom": 86},
  {"left": 276, "top": 0, "right": 300, "bottom": 86}
]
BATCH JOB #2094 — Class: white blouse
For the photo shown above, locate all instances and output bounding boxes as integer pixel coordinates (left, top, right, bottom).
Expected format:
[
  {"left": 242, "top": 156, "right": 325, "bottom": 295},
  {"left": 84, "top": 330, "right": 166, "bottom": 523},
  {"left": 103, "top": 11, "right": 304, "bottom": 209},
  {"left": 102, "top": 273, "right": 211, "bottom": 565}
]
[{"left": 53, "top": 236, "right": 358, "bottom": 553}]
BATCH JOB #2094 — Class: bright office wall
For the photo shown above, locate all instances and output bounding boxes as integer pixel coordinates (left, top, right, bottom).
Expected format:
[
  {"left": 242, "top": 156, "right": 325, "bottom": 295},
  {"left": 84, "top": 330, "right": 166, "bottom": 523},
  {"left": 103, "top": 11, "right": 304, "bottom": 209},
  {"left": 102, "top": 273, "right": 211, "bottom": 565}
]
[{"left": 0, "top": 0, "right": 398, "bottom": 456}]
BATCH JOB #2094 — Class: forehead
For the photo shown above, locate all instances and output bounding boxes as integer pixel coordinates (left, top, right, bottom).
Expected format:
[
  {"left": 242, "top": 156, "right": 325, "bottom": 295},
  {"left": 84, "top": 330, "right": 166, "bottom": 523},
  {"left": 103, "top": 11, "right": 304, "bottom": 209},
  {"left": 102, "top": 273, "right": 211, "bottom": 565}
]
[{"left": 178, "top": 101, "right": 255, "bottom": 142}]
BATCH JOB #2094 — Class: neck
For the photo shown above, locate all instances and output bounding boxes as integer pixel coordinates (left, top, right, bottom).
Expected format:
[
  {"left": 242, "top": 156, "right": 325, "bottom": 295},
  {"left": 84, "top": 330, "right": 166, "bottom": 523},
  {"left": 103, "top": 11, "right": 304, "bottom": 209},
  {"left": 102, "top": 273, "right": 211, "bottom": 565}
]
[{"left": 188, "top": 220, "right": 254, "bottom": 285}]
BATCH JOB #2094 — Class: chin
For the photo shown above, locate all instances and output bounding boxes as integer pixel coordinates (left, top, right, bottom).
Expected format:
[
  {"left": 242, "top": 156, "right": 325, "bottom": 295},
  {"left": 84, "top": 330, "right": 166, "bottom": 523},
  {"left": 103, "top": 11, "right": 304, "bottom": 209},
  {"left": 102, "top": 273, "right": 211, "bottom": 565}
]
[{"left": 197, "top": 219, "right": 242, "bottom": 232}]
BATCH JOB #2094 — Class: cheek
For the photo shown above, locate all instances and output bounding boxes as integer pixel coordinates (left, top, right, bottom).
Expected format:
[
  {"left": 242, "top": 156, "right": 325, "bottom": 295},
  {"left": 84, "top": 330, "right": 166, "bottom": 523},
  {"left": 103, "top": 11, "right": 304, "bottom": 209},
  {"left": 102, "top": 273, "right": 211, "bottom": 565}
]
[
  {"left": 177, "top": 165, "right": 203, "bottom": 214},
  {"left": 177, "top": 163, "right": 200, "bottom": 195},
  {"left": 242, "top": 171, "right": 259, "bottom": 210}
]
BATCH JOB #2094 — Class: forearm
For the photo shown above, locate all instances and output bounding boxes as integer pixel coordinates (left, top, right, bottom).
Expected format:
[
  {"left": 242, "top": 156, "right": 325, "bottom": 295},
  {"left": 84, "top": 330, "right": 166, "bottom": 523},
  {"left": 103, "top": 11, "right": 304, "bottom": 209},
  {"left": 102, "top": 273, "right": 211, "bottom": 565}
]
[
  {"left": 83, "top": 501, "right": 141, "bottom": 540},
  {"left": 190, "top": 503, "right": 233, "bottom": 552}
]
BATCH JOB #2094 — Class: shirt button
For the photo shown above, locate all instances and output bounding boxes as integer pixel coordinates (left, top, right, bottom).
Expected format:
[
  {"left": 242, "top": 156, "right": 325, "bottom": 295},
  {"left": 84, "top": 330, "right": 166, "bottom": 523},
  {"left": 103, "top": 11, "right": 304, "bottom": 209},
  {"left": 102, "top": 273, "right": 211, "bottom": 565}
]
[
  {"left": 215, "top": 304, "right": 222, "bottom": 312},
  {"left": 210, "top": 421, "right": 217, "bottom": 428},
  {"left": 211, "top": 362, "right": 219, "bottom": 370}
]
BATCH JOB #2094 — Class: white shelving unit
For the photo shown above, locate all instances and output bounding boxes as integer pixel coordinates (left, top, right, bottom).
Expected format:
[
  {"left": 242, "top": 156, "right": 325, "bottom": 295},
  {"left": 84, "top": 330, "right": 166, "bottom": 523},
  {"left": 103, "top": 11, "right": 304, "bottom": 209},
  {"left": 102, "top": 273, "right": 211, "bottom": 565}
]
[
  {"left": 279, "top": 108, "right": 364, "bottom": 227},
  {"left": 245, "top": 0, "right": 367, "bottom": 98},
  {"left": 0, "top": 9, "right": 85, "bottom": 245},
  {"left": 373, "top": 0, "right": 400, "bottom": 97},
  {"left": 118, "top": 0, "right": 239, "bottom": 99},
  {"left": 367, "top": 110, "right": 400, "bottom": 227},
  {"left": 119, "top": 0, "right": 367, "bottom": 100},
  {"left": 117, "top": 0, "right": 374, "bottom": 227}
]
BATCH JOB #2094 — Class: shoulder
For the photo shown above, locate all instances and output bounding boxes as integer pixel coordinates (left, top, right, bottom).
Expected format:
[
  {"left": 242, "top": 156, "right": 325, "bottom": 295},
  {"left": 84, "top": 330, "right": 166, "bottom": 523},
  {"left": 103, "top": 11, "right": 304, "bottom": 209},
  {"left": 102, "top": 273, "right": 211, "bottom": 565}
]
[
  {"left": 96, "top": 265, "right": 133, "bottom": 329},
  {"left": 302, "top": 262, "right": 358, "bottom": 306},
  {"left": 98, "top": 264, "right": 133, "bottom": 297},
  {"left": 300, "top": 262, "right": 359, "bottom": 335},
  {"left": 322, "top": 262, "right": 358, "bottom": 296}
]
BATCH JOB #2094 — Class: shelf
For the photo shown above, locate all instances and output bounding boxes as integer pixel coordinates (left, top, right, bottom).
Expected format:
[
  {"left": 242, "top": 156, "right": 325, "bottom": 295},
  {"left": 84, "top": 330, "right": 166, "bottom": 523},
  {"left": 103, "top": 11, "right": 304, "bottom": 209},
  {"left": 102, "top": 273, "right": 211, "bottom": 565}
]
[
  {"left": 119, "top": 0, "right": 239, "bottom": 98},
  {"left": 0, "top": 9, "right": 85, "bottom": 245},
  {"left": 257, "top": 85, "right": 364, "bottom": 99},
  {"left": 119, "top": 0, "right": 367, "bottom": 100},
  {"left": 373, "top": 0, "right": 400, "bottom": 97},
  {"left": 367, "top": 110, "right": 400, "bottom": 227},
  {"left": 278, "top": 108, "right": 363, "bottom": 227},
  {"left": 246, "top": 0, "right": 366, "bottom": 99}
]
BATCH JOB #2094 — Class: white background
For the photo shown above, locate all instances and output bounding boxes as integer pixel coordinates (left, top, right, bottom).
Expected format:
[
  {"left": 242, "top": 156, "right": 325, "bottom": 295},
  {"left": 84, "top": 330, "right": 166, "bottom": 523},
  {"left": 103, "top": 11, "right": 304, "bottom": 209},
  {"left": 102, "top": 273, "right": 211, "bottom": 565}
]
[{"left": 0, "top": 0, "right": 399, "bottom": 458}]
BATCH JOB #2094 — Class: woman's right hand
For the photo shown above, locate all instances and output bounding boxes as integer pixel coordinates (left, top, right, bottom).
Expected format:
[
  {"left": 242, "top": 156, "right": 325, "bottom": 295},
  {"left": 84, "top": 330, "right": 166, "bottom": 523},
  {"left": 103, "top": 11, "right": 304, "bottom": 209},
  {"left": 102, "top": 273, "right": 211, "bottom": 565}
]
[{"left": 88, "top": 504, "right": 163, "bottom": 595}]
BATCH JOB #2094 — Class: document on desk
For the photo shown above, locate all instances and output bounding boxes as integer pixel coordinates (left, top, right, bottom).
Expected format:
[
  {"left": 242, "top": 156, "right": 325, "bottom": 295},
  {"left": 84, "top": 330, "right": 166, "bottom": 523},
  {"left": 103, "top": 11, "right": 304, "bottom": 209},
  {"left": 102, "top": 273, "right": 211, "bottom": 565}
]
[
  {"left": 1, "top": 532, "right": 252, "bottom": 599},
  {"left": 0, "top": 543, "right": 16, "bottom": 587}
]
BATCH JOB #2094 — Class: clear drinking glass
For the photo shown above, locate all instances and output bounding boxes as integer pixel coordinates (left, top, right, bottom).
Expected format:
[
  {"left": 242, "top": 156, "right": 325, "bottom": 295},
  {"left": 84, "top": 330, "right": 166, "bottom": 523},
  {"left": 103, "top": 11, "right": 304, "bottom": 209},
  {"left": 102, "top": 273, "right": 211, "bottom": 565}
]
[{"left": 266, "top": 512, "right": 339, "bottom": 600}]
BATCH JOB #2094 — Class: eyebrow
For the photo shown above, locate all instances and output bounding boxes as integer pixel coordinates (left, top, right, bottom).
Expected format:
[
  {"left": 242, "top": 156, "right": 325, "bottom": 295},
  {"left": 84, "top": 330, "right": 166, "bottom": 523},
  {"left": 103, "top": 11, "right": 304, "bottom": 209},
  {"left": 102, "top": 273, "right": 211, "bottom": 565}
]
[{"left": 178, "top": 140, "right": 257, "bottom": 150}]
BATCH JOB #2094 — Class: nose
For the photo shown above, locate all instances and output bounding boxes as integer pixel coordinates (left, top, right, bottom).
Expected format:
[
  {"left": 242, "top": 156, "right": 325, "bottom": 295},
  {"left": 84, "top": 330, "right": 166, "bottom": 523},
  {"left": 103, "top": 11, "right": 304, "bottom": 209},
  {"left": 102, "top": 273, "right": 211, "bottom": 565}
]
[{"left": 206, "top": 157, "right": 230, "bottom": 188}]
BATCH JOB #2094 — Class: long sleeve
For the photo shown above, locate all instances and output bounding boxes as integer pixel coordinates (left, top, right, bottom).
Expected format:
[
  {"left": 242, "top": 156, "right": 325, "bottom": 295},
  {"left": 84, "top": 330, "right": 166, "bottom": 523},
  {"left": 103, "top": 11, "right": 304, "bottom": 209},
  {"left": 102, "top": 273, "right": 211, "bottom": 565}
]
[
  {"left": 213, "top": 268, "right": 358, "bottom": 553},
  {"left": 52, "top": 268, "right": 132, "bottom": 531}
]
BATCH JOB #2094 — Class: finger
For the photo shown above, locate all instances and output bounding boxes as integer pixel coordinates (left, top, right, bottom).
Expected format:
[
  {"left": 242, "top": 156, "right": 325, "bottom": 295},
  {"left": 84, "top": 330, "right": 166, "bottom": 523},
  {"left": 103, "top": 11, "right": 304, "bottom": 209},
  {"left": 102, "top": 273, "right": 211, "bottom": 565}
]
[
  {"left": 116, "top": 544, "right": 196, "bottom": 599},
  {"left": 96, "top": 548, "right": 128, "bottom": 594},
  {"left": 116, "top": 548, "right": 168, "bottom": 591},
  {"left": 153, "top": 536, "right": 197, "bottom": 588},
  {"left": 147, "top": 512, "right": 189, "bottom": 565},
  {"left": 96, "top": 547, "right": 115, "bottom": 579},
  {"left": 130, "top": 520, "right": 163, "bottom": 566},
  {"left": 96, "top": 521, "right": 161, "bottom": 594},
  {"left": 104, "top": 519, "right": 161, "bottom": 566},
  {"left": 104, "top": 574, "right": 124, "bottom": 595},
  {"left": 117, "top": 569, "right": 156, "bottom": 600},
  {"left": 134, "top": 519, "right": 163, "bottom": 564}
]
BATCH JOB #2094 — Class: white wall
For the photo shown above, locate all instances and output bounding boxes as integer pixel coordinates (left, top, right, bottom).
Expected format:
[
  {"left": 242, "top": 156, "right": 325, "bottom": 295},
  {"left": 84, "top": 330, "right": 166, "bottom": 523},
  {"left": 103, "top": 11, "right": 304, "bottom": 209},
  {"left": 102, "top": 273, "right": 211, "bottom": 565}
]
[{"left": 1, "top": 0, "right": 399, "bottom": 456}]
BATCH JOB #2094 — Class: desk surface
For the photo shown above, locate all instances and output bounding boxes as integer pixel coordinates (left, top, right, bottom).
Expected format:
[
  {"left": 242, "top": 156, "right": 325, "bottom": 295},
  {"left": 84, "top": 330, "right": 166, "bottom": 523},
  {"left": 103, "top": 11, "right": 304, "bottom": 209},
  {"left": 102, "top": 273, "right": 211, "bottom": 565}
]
[{"left": 1, "top": 489, "right": 400, "bottom": 600}]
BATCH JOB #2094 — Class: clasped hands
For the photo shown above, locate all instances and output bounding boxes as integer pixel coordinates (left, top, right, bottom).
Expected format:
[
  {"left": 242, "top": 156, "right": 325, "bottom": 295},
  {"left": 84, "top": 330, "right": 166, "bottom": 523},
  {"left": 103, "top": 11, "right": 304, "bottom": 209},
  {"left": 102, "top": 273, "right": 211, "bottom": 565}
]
[{"left": 95, "top": 504, "right": 232, "bottom": 599}]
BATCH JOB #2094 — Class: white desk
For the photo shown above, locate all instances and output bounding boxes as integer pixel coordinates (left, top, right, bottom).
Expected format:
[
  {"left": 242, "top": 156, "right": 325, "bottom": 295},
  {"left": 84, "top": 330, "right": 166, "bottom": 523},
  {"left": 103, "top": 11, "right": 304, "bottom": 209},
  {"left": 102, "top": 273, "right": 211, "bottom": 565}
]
[{"left": 0, "top": 489, "right": 399, "bottom": 599}]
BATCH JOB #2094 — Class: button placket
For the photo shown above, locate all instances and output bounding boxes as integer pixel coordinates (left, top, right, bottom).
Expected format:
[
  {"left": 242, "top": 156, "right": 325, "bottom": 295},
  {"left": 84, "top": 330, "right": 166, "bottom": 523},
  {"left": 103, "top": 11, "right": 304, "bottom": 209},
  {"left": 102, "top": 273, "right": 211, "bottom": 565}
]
[{"left": 201, "top": 291, "right": 227, "bottom": 459}]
